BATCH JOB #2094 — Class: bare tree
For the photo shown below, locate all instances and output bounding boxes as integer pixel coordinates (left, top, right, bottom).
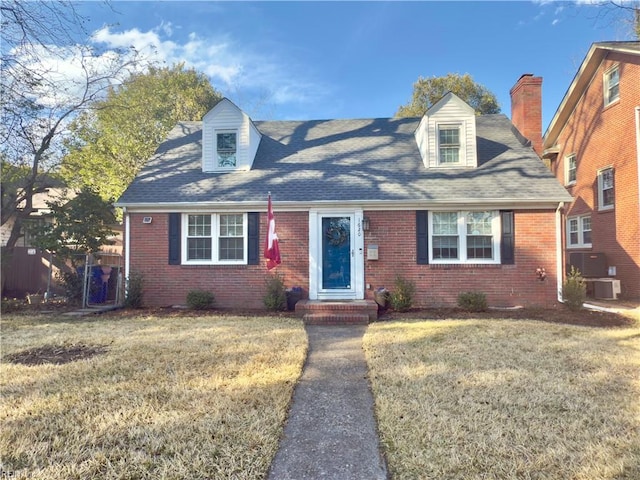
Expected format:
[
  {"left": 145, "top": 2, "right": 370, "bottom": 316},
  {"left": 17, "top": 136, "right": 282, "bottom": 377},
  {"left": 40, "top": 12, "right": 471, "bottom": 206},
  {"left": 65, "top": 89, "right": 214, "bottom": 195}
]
[
  {"left": 585, "top": 1, "right": 640, "bottom": 39},
  {"left": 1, "top": 0, "right": 141, "bottom": 289}
]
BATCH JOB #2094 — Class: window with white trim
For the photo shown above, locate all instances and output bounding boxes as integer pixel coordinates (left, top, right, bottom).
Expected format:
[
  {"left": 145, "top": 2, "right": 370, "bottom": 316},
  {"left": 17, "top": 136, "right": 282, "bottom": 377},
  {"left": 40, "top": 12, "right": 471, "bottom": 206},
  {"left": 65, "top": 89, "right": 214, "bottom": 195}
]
[
  {"left": 184, "top": 213, "right": 246, "bottom": 264},
  {"left": 567, "top": 215, "right": 592, "bottom": 248},
  {"left": 430, "top": 210, "right": 500, "bottom": 263},
  {"left": 604, "top": 65, "right": 620, "bottom": 107},
  {"left": 565, "top": 153, "right": 577, "bottom": 185},
  {"left": 438, "top": 124, "right": 461, "bottom": 165},
  {"left": 217, "top": 131, "right": 237, "bottom": 167},
  {"left": 597, "top": 167, "right": 614, "bottom": 210}
]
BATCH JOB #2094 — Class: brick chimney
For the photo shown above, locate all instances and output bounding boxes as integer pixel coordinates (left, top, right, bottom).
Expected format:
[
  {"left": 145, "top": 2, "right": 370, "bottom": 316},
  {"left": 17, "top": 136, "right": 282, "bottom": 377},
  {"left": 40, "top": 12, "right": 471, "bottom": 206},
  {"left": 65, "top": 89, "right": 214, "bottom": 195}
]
[{"left": 510, "top": 74, "right": 543, "bottom": 157}]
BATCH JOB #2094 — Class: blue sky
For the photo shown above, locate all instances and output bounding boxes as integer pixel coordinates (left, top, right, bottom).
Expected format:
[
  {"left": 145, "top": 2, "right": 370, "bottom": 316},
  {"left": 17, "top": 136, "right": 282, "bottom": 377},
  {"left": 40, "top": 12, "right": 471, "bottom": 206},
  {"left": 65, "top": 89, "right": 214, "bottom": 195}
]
[{"left": 75, "top": 1, "right": 636, "bottom": 131}]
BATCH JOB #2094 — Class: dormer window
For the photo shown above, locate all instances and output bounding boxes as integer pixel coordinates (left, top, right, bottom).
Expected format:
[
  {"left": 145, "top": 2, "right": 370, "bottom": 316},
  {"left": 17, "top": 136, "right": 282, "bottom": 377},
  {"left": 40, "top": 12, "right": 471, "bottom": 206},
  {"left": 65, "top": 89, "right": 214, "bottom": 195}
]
[
  {"left": 217, "top": 131, "right": 237, "bottom": 167},
  {"left": 438, "top": 125, "right": 461, "bottom": 164},
  {"left": 415, "top": 93, "right": 476, "bottom": 169}
]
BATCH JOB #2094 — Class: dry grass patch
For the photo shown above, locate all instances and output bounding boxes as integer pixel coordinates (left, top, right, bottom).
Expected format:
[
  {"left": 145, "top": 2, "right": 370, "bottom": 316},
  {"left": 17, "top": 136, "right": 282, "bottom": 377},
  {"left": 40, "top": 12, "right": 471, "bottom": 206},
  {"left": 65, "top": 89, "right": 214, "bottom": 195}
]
[
  {"left": 365, "top": 319, "right": 640, "bottom": 479},
  {"left": 1, "top": 313, "right": 307, "bottom": 479}
]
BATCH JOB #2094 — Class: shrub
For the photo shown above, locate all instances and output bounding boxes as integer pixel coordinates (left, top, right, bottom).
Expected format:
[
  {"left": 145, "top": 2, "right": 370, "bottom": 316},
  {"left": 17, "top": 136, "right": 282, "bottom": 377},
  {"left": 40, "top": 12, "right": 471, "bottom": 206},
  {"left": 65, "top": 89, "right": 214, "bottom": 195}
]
[
  {"left": 186, "top": 289, "right": 215, "bottom": 310},
  {"left": 389, "top": 275, "right": 416, "bottom": 312},
  {"left": 124, "top": 271, "right": 145, "bottom": 308},
  {"left": 457, "top": 291, "right": 488, "bottom": 312},
  {"left": 563, "top": 266, "right": 586, "bottom": 311},
  {"left": 58, "top": 270, "right": 84, "bottom": 305},
  {"left": 263, "top": 274, "right": 286, "bottom": 311}
]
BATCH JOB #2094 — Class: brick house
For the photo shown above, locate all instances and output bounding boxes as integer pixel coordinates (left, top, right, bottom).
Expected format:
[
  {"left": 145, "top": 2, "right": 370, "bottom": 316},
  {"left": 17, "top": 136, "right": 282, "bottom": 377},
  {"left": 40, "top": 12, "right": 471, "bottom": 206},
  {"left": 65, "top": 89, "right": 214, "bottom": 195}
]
[
  {"left": 543, "top": 42, "right": 640, "bottom": 300},
  {"left": 116, "top": 75, "right": 572, "bottom": 310}
]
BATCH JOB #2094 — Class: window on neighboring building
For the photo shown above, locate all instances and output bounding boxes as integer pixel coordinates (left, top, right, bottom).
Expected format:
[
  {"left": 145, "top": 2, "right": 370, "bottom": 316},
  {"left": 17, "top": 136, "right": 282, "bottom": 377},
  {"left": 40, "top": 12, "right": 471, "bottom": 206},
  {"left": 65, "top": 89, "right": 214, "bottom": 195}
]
[
  {"left": 184, "top": 213, "right": 246, "bottom": 263},
  {"left": 604, "top": 65, "right": 620, "bottom": 107},
  {"left": 217, "top": 131, "right": 237, "bottom": 167},
  {"left": 430, "top": 210, "right": 499, "bottom": 263},
  {"left": 597, "top": 167, "right": 615, "bottom": 210},
  {"left": 567, "top": 215, "right": 592, "bottom": 248},
  {"left": 438, "top": 125, "right": 461, "bottom": 164},
  {"left": 565, "top": 153, "right": 577, "bottom": 185}
]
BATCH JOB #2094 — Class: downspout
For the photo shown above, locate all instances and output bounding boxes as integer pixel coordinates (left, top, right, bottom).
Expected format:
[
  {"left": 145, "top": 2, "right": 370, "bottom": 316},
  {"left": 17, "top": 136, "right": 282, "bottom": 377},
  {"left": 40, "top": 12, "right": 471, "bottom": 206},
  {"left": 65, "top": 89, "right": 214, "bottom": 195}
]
[
  {"left": 556, "top": 202, "right": 565, "bottom": 303},
  {"left": 123, "top": 207, "right": 130, "bottom": 292},
  {"left": 636, "top": 107, "right": 640, "bottom": 235}
]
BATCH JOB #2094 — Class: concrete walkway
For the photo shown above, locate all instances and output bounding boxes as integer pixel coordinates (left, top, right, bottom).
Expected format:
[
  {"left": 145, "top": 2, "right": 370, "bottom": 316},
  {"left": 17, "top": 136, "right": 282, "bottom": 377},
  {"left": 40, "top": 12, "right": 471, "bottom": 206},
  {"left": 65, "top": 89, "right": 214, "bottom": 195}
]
[{"left": 267, "top": 325, "right": 388, "bottom": 480}]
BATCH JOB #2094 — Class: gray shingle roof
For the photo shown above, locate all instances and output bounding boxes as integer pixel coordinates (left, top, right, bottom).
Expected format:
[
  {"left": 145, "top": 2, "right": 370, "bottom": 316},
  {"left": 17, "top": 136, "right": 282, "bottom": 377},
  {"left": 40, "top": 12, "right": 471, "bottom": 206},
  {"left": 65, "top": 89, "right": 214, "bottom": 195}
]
[{"left": 116, "top": 114, "right": 572, "bottom": 208}]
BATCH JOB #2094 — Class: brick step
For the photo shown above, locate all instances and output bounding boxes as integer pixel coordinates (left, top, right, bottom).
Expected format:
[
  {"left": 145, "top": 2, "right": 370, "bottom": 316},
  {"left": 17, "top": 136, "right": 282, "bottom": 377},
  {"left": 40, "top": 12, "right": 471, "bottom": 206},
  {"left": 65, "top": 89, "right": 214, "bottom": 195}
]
[
  {"left": 295, "top": 299, "right": 378, "bottom": 323},
  {"left": 303, "top": 313, "right": 370, "bottom": 326}
]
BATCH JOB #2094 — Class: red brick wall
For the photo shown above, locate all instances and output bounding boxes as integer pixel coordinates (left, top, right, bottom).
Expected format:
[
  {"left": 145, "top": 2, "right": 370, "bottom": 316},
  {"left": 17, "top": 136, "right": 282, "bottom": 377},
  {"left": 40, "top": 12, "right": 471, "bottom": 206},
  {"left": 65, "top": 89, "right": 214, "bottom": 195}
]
[
  {"left": 127, "top": 209, "right": 560, "bottom": 309},
  {"left": 550, "top": 51, "right": 640, "bottom": 299},
  {"left": 362, "top": 210, "right": 559, "bottom": 308},
  {"left": 128, "top": 212, "right": 309, "bottom": 309}
]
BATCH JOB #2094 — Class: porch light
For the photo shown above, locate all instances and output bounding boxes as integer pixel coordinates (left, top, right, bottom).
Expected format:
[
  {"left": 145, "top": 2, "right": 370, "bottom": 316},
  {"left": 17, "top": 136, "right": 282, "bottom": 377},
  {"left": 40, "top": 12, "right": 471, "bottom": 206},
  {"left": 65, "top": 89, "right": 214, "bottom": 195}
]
[{"left": 362, "top": 217, "right": 370, "bottom": 231}]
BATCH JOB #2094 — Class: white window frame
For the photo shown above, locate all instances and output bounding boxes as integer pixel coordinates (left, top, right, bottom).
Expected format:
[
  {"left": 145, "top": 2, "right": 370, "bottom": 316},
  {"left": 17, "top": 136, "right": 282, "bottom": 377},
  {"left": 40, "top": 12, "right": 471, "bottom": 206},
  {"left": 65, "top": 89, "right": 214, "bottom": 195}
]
[
  {"left": 437, "top": 124, "right": 463, "bottom": 166},
  {"left": 604, "top": 65, "right": 620, "bottom": 107},
  {"left": 567, "top": 215, "right": 592, "bottom": 249},
  {"left": 182, "top": 213, "right": 247, "bottom": 265},
  {"left": 429, "top": 210, "right": 501, "bottom": 264},
  {"left": 565, "top": 153, "right": 577, "bottom": 186},
  {"left": 597, "top": 167, "right": 615, "bottom": 211},
  {"left": 216, "top": 130, "right": 238, "bottom": 168}
]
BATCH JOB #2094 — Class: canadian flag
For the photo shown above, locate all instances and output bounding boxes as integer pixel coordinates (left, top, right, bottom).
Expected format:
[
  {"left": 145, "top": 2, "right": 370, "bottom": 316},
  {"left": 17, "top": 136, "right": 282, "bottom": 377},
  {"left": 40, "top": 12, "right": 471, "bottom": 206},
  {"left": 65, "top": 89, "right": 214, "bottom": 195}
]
[{"left": 264, "top": 193, "right": 281, "bottom": 270}]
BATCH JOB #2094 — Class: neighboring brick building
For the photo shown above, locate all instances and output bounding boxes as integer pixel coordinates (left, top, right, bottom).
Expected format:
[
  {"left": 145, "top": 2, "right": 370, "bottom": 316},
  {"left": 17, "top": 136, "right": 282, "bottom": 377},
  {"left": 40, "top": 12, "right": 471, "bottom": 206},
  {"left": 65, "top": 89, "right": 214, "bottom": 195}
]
[
  {"left": 543, "top": 42, "right": 640, "bottom": 300},
  {"left": 117, "top": 78, "right": 572, "bottom": 310}
]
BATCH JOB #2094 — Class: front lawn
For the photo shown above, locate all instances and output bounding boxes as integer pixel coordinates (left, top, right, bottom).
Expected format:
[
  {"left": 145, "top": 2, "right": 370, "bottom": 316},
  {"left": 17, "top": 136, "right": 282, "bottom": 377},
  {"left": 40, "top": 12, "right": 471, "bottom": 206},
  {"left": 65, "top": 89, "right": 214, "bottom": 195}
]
[
  {"left": 0, "top": 313, "right": 307, "bottom": 479},
  {"left": 364, "top": 319, "right": 640, "bottom": 479}
]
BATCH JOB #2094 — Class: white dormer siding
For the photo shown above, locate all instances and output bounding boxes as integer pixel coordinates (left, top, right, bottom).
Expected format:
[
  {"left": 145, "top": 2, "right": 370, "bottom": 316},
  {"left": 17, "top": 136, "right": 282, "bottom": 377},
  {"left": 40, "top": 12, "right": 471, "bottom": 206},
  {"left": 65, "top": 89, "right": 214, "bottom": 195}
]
[
  {"left": 415, "top": 92, "right": 478, "bottom": 169},
  {"left": 202, "top": 98, "right": 262, "bottom": 172}
]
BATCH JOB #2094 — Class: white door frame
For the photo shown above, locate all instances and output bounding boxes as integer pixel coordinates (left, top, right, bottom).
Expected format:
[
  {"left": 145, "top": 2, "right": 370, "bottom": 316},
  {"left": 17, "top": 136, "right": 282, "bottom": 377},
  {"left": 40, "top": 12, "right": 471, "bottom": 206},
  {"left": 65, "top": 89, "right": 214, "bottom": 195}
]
[{"left": 308, "top": 209, "right": 365, "bottom": 300}]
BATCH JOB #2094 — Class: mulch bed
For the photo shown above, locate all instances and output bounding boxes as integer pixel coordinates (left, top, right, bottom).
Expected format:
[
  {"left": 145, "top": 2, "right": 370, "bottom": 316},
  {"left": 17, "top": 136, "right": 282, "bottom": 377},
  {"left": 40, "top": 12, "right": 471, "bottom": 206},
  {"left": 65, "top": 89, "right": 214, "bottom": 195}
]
[
  {"left": 5, "top": 343, "right": 109, "bottom": 366},
  {"left": 379, "top": 306, "right": 637, "bottom": 328}
]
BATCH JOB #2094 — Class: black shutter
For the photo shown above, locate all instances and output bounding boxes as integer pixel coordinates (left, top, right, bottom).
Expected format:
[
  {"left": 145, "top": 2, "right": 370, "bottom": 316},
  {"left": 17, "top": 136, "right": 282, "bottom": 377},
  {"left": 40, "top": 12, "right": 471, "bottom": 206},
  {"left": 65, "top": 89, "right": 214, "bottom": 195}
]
[
  {"left": 247, "top": 212, "right": 260, "bottom": 265},
  {"left": 416, "top": 210, "right": 429, "bottom": 265},
  {"left": 168, "top": 213, "right": 181, "bottom": 265},
  {"left": 500, "top": 210, "right": 515, "bottom": 265}
]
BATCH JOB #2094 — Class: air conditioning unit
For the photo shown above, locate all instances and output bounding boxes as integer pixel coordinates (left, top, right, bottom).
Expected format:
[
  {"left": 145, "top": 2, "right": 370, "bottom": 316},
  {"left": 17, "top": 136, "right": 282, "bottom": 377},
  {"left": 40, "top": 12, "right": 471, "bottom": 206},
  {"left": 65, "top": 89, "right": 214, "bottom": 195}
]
[{"left": 593, "top": 279, "right": 621, "bottom": 300}]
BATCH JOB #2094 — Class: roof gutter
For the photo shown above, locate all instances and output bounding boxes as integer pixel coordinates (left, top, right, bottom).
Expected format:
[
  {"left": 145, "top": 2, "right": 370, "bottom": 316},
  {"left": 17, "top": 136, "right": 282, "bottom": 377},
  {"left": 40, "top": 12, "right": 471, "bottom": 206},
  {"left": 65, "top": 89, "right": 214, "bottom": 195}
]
[{"left": 115, "top": 198, "right": 573, "bottom": 213}]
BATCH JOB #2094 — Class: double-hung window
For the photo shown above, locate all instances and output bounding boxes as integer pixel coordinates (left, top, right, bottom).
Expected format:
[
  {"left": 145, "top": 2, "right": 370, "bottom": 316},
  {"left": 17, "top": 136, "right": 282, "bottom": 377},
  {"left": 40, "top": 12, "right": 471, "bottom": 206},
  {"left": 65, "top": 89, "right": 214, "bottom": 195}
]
[
  {"left": 604, "top": 65, "right": 620, "bottom": 107},
  {"left": 184, "top": 213, "right": 246, "bottom": 264},
  {"left": 565, "top": 154, "right": 577, "bottom": 185},
  {"left": 567, "top": 215, "right": 592, "bottom": 248},
  {"left": 432, "top": 212, "right": 459, "bottom": 259},
  {"left": 430, "top": 211, "right": 500, "bottom": 264},
  {"left": 217, "top": 131, "right": 237, "bottom": 167},
  {"left": 597, "top": 167, "right": 614, "bottom": 210},
  {"left": 438, "top": 125, "right": 461, "bottom": 165}
]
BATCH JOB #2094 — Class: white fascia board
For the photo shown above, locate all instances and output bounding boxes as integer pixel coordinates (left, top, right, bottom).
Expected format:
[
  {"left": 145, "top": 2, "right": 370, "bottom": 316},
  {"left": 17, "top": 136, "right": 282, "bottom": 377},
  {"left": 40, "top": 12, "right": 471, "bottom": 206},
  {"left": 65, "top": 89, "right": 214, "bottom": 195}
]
[{"left": 116, "top": 198, "right": 568, "bottom": 213}]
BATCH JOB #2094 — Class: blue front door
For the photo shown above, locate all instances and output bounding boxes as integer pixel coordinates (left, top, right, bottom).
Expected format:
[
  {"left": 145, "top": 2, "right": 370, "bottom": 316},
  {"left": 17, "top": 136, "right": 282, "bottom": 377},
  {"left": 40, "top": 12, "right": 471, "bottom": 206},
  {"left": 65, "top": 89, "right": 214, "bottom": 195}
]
[{"left": 321, "top": 216, "right": 351, "bottom": 290}]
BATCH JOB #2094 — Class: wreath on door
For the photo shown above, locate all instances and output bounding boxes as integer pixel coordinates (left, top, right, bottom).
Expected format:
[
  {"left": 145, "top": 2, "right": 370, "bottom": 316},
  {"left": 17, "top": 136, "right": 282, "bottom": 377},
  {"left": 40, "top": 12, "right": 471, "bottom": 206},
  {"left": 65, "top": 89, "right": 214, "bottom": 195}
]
[{"left": 326, "top": 225, "right": 347, "bottom": 246}]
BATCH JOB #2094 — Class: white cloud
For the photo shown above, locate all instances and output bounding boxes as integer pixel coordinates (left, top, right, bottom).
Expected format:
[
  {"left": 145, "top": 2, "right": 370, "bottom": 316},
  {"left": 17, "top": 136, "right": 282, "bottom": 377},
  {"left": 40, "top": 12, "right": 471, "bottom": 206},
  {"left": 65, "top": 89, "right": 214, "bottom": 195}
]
[
  {"left": 8, "top": 43, "right": 135, "bottom": 108},
  {"left": 89, "top": 24, "right": 328, "bottom": 116},
  {"left": 8, "top": 22, "right": 328, "bottom": 120}
]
